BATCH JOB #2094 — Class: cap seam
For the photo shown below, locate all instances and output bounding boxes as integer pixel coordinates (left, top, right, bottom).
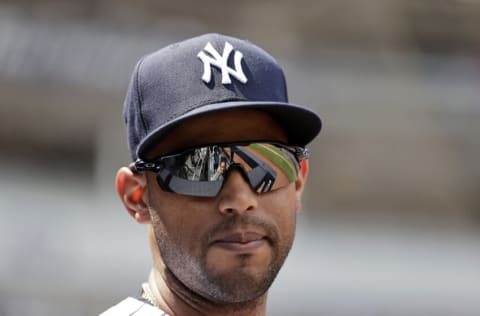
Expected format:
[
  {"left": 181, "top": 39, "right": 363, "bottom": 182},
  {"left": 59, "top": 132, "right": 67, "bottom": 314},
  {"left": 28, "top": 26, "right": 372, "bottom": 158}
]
[
  {"left": 280, "top": 69, "right": 289, "bottom": 102},
  {"left": 135, "top": 56, "right": 149, "bottom": 139}
]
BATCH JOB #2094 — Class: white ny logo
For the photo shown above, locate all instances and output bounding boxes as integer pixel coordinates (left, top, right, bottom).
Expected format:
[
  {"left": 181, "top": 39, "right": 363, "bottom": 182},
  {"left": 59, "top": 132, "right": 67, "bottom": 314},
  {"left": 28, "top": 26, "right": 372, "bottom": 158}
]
[{"left": 197, "top": 41, "right": 248, "bottom": 85}]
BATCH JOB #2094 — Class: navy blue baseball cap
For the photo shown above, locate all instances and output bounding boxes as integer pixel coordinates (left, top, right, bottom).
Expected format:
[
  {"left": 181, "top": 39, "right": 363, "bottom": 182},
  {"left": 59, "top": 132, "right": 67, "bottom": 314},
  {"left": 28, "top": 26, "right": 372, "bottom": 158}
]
[{"left": 124, "top": 33, "right": 322, "bottom": 160}]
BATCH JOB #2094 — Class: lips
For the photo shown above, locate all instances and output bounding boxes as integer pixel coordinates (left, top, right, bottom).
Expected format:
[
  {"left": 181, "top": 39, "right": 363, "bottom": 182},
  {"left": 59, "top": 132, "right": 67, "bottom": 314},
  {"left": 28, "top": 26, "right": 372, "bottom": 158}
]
[
  {"left": 211, "top": 231, "right": 269, "bottom": 252},
  {"left": 217, "top": 232, "right": 264, "bottom": 243}
]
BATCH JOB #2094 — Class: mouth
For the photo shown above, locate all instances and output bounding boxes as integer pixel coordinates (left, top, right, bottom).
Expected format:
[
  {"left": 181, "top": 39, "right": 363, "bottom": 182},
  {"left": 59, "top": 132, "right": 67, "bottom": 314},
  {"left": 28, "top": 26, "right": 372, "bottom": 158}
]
[{"left": 211, "top": 231, "right": 269, "bottom": 252}]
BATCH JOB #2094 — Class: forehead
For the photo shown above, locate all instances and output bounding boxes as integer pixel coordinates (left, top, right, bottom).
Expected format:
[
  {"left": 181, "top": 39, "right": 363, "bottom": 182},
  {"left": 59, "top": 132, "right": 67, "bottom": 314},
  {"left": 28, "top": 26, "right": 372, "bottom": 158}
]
[{"left": 146, "top": 108, "right": 288, "bottom": 158}]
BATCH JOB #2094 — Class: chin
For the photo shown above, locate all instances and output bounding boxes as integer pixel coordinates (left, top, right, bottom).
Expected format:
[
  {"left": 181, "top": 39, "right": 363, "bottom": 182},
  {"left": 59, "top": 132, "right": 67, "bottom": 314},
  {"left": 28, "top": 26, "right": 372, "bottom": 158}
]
[{"left": 198, "top": 258, "right": 281, "bottom": 304}]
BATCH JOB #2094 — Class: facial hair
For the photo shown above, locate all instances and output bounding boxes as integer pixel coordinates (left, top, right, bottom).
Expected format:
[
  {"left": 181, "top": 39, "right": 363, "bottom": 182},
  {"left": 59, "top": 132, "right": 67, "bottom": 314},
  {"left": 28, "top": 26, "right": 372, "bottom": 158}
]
[{"left": 154, "top": 214, "right": 295, "bottom": 304}]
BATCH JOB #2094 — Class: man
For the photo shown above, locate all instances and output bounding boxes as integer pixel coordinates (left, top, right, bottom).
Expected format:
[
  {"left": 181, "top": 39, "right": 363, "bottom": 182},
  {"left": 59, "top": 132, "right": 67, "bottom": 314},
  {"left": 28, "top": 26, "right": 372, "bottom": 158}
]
[{"left": 101, "top": 33, "right": 321, "bottom": 316}]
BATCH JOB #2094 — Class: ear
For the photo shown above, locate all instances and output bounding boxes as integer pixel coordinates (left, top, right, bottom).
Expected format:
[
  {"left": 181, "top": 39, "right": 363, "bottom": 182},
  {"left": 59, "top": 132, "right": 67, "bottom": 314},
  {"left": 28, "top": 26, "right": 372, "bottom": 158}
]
[
  {"left": 116, "top": 167, "right": 151, "bottom": 224},
  {"left": 294, "top": 160, "right": 309, "bottom": 213}
]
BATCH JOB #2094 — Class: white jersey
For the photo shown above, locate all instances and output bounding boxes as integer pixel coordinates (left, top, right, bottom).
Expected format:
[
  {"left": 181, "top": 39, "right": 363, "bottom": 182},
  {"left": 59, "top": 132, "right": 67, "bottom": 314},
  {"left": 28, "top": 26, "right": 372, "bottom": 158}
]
[{"left": 99, "top": 297, "right": 168, "bottom": 316}]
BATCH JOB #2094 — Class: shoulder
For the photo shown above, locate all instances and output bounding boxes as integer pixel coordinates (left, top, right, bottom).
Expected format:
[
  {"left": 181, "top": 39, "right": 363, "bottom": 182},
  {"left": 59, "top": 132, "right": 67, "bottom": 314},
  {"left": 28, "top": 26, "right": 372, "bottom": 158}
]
[{"left": 99, "top": 297, "right": 168, "bottom": 316}]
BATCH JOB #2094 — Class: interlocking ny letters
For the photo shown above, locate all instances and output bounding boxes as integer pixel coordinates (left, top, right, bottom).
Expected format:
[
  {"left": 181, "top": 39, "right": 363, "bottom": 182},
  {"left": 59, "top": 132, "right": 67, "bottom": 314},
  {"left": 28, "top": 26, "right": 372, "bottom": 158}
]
[{"left": 197, "top": 41, "right": 248, "bottom": 85}]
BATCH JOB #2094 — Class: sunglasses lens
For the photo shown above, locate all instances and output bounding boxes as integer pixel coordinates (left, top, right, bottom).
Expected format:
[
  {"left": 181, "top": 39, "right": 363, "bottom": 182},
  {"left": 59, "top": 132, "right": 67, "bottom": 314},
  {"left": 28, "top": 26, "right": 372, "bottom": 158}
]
[{"left": 154, "top": 143, "right": 301, "bottom": 197}]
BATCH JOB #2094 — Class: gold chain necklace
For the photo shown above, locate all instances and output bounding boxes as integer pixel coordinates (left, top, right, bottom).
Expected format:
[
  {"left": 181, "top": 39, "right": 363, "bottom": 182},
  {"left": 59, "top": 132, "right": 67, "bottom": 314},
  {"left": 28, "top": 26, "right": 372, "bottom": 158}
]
[{"left": 141, "top": 282, "right": 160, "bottom": 308}]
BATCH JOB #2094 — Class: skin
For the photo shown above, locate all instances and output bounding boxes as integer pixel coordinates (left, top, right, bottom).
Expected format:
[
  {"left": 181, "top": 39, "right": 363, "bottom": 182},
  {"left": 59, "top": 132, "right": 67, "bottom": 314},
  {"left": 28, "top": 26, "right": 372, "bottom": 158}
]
[{"left": 116, "top": 108, "right": 308, "bottom": 316}]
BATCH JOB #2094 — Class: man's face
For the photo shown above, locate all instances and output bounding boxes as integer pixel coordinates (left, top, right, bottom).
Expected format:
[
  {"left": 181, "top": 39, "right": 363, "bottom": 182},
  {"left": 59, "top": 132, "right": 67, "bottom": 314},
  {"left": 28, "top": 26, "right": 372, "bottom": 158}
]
[
  {"left": 218, "top": 161, "right": 226, "bottom": 173},
  {"left": 145, "top": 109, "right": 302, "bottom": 304}
]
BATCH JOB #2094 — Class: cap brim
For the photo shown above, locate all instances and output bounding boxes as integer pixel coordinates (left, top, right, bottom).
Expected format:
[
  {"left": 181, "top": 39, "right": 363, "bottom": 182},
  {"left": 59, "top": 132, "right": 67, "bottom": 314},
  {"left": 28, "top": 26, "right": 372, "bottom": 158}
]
[{"left": 137, "top": 101, "right": 322, "bottom": 159}]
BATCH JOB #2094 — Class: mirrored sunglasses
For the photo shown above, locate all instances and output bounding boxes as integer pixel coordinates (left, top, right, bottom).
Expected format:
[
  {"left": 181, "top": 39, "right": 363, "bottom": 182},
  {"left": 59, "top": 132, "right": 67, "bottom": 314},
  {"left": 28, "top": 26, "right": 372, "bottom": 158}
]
[{"left": 131, "top": 142, "right": 309, "bottom": 197}]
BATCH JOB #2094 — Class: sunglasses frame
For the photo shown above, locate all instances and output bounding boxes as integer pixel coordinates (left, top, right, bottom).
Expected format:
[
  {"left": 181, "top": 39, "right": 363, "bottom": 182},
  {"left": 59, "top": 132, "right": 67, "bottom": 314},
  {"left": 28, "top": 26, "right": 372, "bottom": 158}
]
[{"left": 131, "top": 142, "right": 309, "bottom": 197}]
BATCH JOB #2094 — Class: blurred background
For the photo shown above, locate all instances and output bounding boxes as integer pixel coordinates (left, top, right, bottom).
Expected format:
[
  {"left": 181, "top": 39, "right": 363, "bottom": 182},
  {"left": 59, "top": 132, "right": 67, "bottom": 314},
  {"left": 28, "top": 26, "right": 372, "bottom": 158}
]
[{"left": 1, "top": 0, "right": 479, "bottom": 315}]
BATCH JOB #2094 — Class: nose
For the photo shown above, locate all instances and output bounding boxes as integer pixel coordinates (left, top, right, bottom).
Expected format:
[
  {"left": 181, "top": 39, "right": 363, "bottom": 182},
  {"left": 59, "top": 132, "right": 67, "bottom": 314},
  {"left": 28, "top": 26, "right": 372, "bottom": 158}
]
[{"left": 217, "top": 169, "right": 258, "bottom": 216}]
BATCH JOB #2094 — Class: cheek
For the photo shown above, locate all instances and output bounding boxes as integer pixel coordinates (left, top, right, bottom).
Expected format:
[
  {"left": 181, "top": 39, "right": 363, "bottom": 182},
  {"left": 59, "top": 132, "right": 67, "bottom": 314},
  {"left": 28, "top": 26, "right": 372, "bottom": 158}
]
[
  {"left": 148, "top": 190, "right": 212, "bottom": 256},
  {"left": 262, "top": 185, "right": 298, "bottom": 234}
]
